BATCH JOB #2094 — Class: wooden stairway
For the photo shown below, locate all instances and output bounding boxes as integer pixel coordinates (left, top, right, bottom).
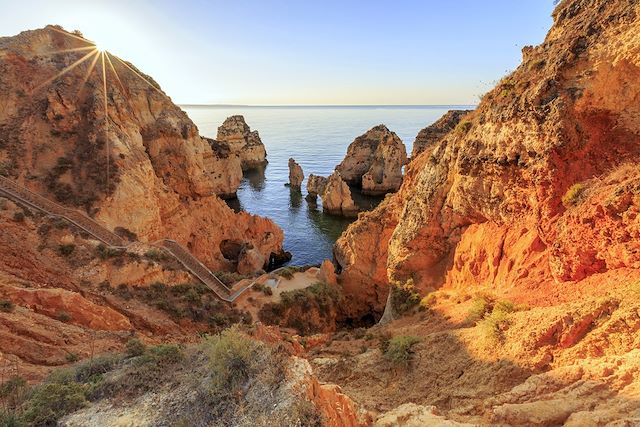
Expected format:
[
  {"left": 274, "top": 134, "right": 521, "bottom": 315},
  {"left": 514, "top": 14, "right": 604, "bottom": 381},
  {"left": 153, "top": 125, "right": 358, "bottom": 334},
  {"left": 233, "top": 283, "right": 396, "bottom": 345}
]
[{"left": 0, "top": 175, "right": 260, "bottom": 302}]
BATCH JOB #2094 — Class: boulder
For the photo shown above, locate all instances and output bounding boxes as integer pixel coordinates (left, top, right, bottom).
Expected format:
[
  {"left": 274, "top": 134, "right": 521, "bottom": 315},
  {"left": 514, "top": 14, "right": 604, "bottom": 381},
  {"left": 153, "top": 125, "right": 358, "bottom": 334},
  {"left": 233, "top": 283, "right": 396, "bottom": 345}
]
[
  {"left": 288, "top": 158, "right": 304, "bottom": 189},
  {"left": 336, "top": 125, "right": 407, "bottom": 195},
  {"left": 411, "top": 110, "right": 471, "bottom": 158},
  {"left": 237, "top": 246, "right": 266, "bottom": 275},
  {"left": 321, "top": 172, "right": 358, "bottom": 217},
  {"left": 216, "top": 115, "right": 267, "bottom": 170}
]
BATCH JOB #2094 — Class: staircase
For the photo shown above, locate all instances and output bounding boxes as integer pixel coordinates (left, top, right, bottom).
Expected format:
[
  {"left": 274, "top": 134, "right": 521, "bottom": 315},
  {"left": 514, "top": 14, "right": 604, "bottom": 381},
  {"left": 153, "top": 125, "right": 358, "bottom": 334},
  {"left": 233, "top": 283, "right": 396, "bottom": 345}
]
[{"left": 0, "top": 175, "right": 261, "bottom": 302}]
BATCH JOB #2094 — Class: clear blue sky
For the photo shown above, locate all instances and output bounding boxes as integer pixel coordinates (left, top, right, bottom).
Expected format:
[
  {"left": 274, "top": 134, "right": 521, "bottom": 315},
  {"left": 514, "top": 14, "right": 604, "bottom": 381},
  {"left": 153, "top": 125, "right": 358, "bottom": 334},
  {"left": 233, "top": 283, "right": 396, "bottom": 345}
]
[{"left": 1, "top": 0, "right": 556, "bottom": 105}]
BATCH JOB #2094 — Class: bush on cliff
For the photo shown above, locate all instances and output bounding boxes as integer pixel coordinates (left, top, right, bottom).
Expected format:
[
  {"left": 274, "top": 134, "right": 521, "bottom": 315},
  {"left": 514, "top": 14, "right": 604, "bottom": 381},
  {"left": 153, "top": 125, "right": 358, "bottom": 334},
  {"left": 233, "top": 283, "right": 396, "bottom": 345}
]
[
  {"left": 258, "top": 282, "right": 342, "bottom": 335},
  {"left": 390, "top": 279, "right": 421, "bottom": 315},
  {"left": 562, "top": 182, "right": 587, "bottom": 207},
  {"left": 383, "top": 335, "right": 421, "bottom": 368}
]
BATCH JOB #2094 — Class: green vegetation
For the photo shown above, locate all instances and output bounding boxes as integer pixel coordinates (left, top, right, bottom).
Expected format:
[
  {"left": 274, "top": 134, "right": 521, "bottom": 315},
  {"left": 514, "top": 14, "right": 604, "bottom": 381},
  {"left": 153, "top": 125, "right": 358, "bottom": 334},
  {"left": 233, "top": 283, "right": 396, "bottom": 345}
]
[
  {"left": 58, "top": 244, "right": 76, "bottom": 256},
  {"left": 103, "top": 282, "right": 247, "bottom": 329},
  {"left": 420, "top": 292, "right": 437, "bottom": 309},
  {"left": 0, "top": 299, "right": 14, "bottom": 313},
  {"left": 12, "top": 212, "right": 25, "bottom": 222},
  {"left": 258, "top": 282, "right": 342, "bottom": 335},
  {"left": 144, "top": 249, "right": 170, "bottom": 262},
  {"left": 390, "top": 279, "right": 421, "bottom": 315},
  {"left": 383, "top": 335, "right": 420, "bottom": 367},
  {"left": 276, "top": 265, "right": 315, "bottom": 280},
  {"left": 214, "top": 271, "right": 253, "bottom": 286},
  {"left": 252, "top": 282, "right": 274, "bottom": 296},
  {"left": 95, "top": 243, "right": 124, "bottom": 260},
  {"left": 477, "top": 300, "right": 517, "bottom": 342},
  {"left": 125, "top": 338, "right": 146, "bottom": 358},
  {"left": 466, "top": 295, "right": 491, "bottom": 322},
  {"left": 562, "top": 183, "right": 587, "bottom": 207}
]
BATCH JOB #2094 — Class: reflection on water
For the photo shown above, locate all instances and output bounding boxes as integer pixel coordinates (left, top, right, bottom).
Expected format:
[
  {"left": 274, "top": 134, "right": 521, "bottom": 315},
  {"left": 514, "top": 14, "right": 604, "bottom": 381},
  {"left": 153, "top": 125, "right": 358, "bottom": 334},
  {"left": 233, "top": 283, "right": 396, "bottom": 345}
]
[
  {"left": 289, "top": 187, "right": 303, "bottom": 211},
  {"left": 244, "top": 166, "right": 267, "bottom": 191},
  {"left": 184, "top": 105, "right": 470, "bottom": 265}
]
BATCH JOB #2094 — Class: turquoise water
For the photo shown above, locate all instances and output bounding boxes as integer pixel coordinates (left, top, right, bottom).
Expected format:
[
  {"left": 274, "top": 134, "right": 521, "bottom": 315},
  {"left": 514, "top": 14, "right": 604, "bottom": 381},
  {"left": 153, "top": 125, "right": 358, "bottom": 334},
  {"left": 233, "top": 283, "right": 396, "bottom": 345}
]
[{"left": 183, "top": 105, "right": 472, "bottom": 266}]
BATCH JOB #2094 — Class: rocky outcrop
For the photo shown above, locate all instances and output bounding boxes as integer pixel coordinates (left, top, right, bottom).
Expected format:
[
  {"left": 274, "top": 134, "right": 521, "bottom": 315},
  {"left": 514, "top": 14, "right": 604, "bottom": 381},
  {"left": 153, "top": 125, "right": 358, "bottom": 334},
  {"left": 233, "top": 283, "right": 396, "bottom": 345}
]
[
  {"left": 237, "top": 245, "right": 266, "bottom": 275},
  {"left": 306, "top": 174, "right": 328, "bottom": 202},
  {"left": 411, "top": 110, "right": 471, "bottom": 158},
  {"left": 321, "top": 172, "right": 358, "bottom": 217},
  {"left": 0, "top": 26, "right": 284, "bottom": 272},
  {"left": 216, "top": 115, "right": 267, "bottom": 170},
  {"left": 288, "top": 158, "right": 304, "bottom": 189},
  {"left": 335, "top": 0, "right": 640, "bottom": 314},
  {"left": 336, "top": 125, "right": 407, "bottom": 195}
]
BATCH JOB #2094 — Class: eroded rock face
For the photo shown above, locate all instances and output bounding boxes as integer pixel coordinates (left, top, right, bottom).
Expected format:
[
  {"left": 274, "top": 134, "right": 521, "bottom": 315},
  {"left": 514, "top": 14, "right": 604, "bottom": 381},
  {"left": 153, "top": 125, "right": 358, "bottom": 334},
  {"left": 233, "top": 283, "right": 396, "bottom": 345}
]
[
  {"left": 288, "top": 158, "right": 304, "bottom": 188},
  {"left": 237, "top": 246, "right": 266, "bottom": 275},
  {"left": 0, "top": 26, "right": 284, "bottom": 272},
  {"left": 321, "top": 172, "right": 358, "bottom": 217},
  {"left": 216, "top": 115, "right": 267, "bottom": 170},
  {"left": 411, "top": 110, "right": 471, "bottom": 158},
  {"left": 306, "top": 174, "right": 328, "bottom": 199},
  {"left": 336, "top": 125, "right": 407, "bottom": 195},
  {"left": 335, "top": 0, "right": 640, "bottom": 313}
]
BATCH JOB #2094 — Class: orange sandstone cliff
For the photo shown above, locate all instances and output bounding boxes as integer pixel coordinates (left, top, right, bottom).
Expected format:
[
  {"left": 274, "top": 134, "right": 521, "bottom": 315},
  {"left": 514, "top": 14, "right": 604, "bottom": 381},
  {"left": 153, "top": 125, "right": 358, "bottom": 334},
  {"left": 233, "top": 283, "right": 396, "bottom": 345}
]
[
  {"left": 335, "top": 0, "right": 640, "bottom": 314},
  {"left": 0, "top": 26, "right": 285, "bottom": 272}
]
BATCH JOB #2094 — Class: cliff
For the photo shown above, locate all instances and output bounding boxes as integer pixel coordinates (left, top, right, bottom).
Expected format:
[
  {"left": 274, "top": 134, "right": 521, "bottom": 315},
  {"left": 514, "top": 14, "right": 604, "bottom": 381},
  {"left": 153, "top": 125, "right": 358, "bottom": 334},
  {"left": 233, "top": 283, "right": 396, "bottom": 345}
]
[
  {"left": 0, "top": 26, "right": 284, "bottom": 272},
  {"left": 336, "top": 0, "right": 640, "bottom": 314},
  {"left": 411, "top": 109, "right": 471, "bottom": 158}
]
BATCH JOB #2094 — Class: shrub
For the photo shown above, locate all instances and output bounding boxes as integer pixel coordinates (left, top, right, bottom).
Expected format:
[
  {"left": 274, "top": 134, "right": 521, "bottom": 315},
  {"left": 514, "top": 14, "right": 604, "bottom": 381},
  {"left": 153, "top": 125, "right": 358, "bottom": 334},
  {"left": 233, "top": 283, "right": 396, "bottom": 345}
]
[
  {"left": 125, "top": 338, "right": 146, "bottom": 358},
  {"left": 206, "top": 327, "right": 263, "bottom": 398},
  {"left": 477, "top": 300, "right": 517, "bottom": 342},
  {"left": 65, "top": 352, "right": 79, "bottom": 363},
  {"left": 144, "top": 249, "right": 170, "bottom": 262},
  {"left": 466, "top": 296, "right": 491, "bottom": 323},
  {"left": 12, "top": 212, "right": 24, "bottom": 222},
  {"left": 21, "top": 381, "right": 87, "bottom": 426},
  {"left": 390, "top": 280, "right": 421, "bottom": 315},
  {"left": 95, "top": 244, "right": 123, "bottom": 259},
  {"left": 562, "top": 183, "right": 586, "bottom": 207},
  {"left": 420, "top": 293, "right": 437, "bottom": 309},
  {"left": 384, "top": 335, "right": 420, "bottom": 367},
  {"left": 0, "top": 299, "right": 15, "bottom": 312},
  {"left": 278, "top": 268, "right": 295, "bottom": 280},
  {"left": 58, "top": 244, "right": 75, "bottom": 256}
]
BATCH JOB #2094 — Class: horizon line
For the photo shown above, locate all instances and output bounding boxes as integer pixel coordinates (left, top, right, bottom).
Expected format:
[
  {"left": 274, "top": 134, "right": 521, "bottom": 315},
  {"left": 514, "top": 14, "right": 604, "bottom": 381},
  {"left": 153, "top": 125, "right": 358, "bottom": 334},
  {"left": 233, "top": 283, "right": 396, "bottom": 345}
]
[{"left": 178, "top": 103, "right": 478, "bottom": 108}]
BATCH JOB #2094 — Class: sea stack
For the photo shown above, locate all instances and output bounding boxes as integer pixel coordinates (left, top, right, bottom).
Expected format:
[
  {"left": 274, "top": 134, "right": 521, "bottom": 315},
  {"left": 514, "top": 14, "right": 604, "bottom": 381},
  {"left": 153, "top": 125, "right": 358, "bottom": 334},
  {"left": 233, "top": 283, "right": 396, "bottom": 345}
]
[
  {"left": 321, "top": 172, "right": 358, "bottom": 217},
  {"left": 216, "top": 115, "right": 268, "bottom": 170},
  {"left": 306, "top": 174, "right": 328, "bottom": 202},
  {"left": 288, "top": 158, "right": 304, "bottom": 189},
  {"left": 336, "top": 124, "right": 407, "bottom": 195}
]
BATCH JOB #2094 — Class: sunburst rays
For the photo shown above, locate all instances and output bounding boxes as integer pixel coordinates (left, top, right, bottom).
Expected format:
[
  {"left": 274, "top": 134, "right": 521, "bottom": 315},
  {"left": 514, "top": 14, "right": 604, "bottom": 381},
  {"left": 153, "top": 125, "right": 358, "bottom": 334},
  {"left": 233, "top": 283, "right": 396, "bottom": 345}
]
[{"left": 21, "top": 27, "right": 169, "bottom": 193}]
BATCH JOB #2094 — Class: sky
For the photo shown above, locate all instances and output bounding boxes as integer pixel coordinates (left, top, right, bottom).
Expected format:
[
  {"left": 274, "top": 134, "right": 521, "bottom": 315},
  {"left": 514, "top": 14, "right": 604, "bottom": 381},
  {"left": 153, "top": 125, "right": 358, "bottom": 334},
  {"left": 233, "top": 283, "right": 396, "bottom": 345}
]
[{"left": 0, "top": 0, "right": 556, "bottom": 105}]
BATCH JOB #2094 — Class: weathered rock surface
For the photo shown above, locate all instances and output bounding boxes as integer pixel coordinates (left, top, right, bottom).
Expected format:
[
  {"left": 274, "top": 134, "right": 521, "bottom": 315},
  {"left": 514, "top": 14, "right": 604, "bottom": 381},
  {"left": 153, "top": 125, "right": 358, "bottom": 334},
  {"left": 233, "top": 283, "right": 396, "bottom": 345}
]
[
  {"left": 306, "top": 174, "right": 328, "bottom": 201},
  {"left": 288, "top": 158, "right": 304, "bottom": 189},
  {"left": 335, "top": 0, "right": 640, "bottom": 315},
  {"left": 336, "top": 125, "right": 407, "bottom": 195},
  {"left": 237, "top": 245, "right": 266, "bottom": 275},
  {"left": 411, "top": 109, "right": 471, "bottom": 158},
  {"left": 0, "top": 26, "right": 284, "bottom": 272},
  {"left": 216, "top": 115, "right": 268, "bottom": 170},
  {"left": 321, "top": 172, "right": 358, "bottom": 217}
]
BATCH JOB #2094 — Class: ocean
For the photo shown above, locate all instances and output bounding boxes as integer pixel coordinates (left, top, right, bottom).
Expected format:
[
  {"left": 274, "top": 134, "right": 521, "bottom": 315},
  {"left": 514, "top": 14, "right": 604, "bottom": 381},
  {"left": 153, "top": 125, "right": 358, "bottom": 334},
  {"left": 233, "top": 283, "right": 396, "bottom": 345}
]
[{"left": 182, "top": 105, "right": 473, "bottom": 266}]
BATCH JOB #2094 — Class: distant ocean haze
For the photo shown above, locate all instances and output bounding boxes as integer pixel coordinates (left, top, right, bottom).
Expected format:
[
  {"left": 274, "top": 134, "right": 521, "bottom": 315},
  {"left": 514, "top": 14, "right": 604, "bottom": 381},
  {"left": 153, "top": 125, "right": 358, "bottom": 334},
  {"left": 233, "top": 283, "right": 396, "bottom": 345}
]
[{"left": 183, "top": 105, "right": 474, "bottom": 266}]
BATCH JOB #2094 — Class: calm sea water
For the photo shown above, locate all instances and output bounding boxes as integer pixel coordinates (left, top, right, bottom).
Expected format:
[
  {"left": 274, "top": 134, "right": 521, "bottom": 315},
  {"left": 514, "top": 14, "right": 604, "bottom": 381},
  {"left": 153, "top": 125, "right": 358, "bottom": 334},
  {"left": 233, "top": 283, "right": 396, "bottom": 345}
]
[{"left": 182, "top": 105, "right": 473, "bottom": 266}]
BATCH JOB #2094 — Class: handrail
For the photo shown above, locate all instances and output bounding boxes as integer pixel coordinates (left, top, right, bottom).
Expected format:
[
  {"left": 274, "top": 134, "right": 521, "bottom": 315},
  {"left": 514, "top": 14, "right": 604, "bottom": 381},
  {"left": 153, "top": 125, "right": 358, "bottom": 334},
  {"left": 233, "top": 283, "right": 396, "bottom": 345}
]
[{"left": 0, "top": 176, "right": 282, "bottom": 302}]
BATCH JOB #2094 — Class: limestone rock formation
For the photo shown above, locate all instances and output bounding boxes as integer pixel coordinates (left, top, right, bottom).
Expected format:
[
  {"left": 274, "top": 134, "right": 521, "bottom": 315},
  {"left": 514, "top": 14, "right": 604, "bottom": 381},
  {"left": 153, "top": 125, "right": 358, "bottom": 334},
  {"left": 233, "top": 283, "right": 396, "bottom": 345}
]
[
  {"left": 335, "top": 0, "right": 640, "bottom": 317},
  {"left": 336, "top": 125, "right": 407, "bottom": 195},
  {"left": 411, "top": 109, "right": 471, "bottom": 158},
  {"left": 237, "top": 246, "right": 266, "bottom": 275},
  {"left": 0, "top": 26, "right": 285, "bottom": 272},
  {"left": 288, "top": 158, "right": 304, "bottom": 189},
  {"left": 321, "top": 172, "right": 358, "bottom": 217},
  {"left": 216, "top": 115, "right": 267, "bottom": 170},
  {"left": 306, "top": 174, "right": 328, "bottom": 201}
]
